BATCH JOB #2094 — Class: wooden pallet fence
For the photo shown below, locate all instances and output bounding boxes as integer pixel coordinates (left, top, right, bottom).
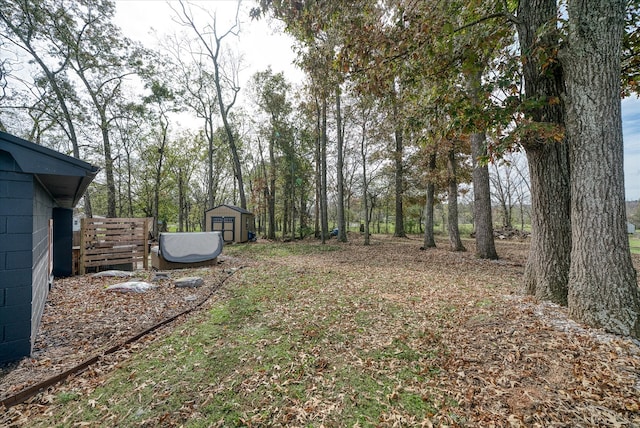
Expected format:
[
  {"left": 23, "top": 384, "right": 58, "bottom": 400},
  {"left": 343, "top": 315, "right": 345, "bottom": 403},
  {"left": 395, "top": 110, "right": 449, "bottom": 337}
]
[{"left": 79, "top": 217, "right": 152, "bottom": 275}]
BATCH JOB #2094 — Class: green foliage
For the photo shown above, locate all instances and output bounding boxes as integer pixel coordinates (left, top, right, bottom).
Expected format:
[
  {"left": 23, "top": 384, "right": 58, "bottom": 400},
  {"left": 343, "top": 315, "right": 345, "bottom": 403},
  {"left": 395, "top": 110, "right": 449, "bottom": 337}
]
[
  {"left": 622, "top": 0, "right": 640, "bottom": 96},
  {"left": 629, "top": 202, "right": 640, "bottom": 226},
  {"left": 630, "top": 236, "right": 640, "bottom": 254}
]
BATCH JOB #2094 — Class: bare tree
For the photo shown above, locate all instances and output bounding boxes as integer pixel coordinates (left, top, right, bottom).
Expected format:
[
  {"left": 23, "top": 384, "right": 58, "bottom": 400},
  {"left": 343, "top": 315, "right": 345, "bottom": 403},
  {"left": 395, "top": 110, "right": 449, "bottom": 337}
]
[
  {"left": 173, "top": 0, "right": 247, "bottom": 209},
  {"left": 163, "top": 33, "right": 222, "bottom": 209},
  {"left": 490, "top": 153, "right": 531, "bottom": 230}
]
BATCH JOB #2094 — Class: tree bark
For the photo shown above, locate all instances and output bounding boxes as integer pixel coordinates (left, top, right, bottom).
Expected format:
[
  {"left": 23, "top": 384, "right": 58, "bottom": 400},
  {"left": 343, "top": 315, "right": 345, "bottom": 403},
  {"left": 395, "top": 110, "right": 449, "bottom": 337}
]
[
  {"left": 97, "top": 107, "right": 116, "bottom": 217},
  {"left": 335, "top": 86, "right": 347, "bottom": 242},
  {"left": 517, "top": 0, "right": 571, "bottom": 305},
  {"left": 314, "top": 97, "right": 321, "bottom": 239},
  {"left": 562, "top": 0, "right": 640, "bottom": 337},
  {"left": 268, "top": 134, "right": 276, "bottom": 240},
  {"left": 467, "top": 69, "right": 497, "bottom": 259},
  {"left": 523, "top": 144, "right": 571, "bottom": 304},
  {"left": 360, "top": 108, "right": 370, "bottom": 246},
  {"left": 393, "top": 102, "right": 406, "bottom": 238},
  {"left": 178, "top": 171, "right": 184, "bottom": 232},
  {"left": 471, "top": 131, "right": 498, "bottom": 259},
  {"left": 447, "top": 149, "right": 465, "bottom": 252},
  {"left": 152, "top": 123, "right": 168, "bottom": 239},
  {"left": 81, "top": 88, "right": 117, "bottom": 219},
  {"left": 320, "top": 96, "right": 329, "bottom": 243},
  {"left": 422, "top": 152, "right": 437, "bottom": 248}
]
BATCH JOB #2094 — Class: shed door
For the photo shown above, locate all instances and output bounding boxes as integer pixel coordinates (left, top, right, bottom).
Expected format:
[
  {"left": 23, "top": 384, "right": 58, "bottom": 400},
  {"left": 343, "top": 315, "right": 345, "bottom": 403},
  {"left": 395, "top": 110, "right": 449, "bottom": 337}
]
[{"left": 211, "top": 216, "right": 235, "bottom": 242}]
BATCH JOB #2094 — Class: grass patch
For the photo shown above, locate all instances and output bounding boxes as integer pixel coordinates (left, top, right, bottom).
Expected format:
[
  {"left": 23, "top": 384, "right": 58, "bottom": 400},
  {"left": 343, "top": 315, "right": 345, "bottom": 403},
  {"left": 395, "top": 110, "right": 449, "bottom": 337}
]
[
  {"left": 225, "top": 241, "right": 341, "bottom": 260},
  {"left": 630, "top": 236, "right": 640, "bottom": 254},
  {"left": 23, "top": 239, "right": 527, "bottom": 426},
  {"left": 368, "top": 338, "right": 423, "bottom": 362},
  {"left": 56, "top": 391, "right": 80, "bottom": 404}
]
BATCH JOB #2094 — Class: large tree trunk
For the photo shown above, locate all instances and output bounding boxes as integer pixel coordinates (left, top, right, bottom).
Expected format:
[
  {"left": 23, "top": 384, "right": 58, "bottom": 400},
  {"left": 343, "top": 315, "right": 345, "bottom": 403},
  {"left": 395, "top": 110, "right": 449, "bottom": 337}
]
[
  {"left": 393, "top": 103, "right": 406, "bottom": 238},
  {"left": 360, "top": 109, "right": 370, "bottom": 246},
  {"left": 206, "top": 121, "right": 215, "bottom": 209},
  {"left": 447, "top": 149, "right": 465, "bottom": 252},
  {"left": 467, "top": 69, "right": 497, "bottom": 259},
  {"left": 205, "top": 17, "right": 246, "bottom": 210},
  {"left": 299, "top": 189, "right": 306, "bottom": 240},
  {"left": 422, "top": 152, "right": 437, "bottom": 249},
  {"left": 335, "top": 86, "right": 347, "bottom": 242},
  {"left": 223, "top": 121, "right": 246, "bottom": 210},
  {"left": 178, "top": 172, "right": 184, "bottom": 232},
  {"left": 101, "top": 121, "right": 117, "bottom": 218},
  {"left": 562, "top": 0, "right": 640, "bottom": 337},
  {"left": 314, "top": 98, "right": 321, "bottom": 239},
  {"left": 268, "top": 136, "right": 276, "bottom": 240},
  {"left": 517, "top": 0, "right": 571, "bottom": 305},
  {"left": 320, "top": 97, "right": 329, "bottom": 243},
  {"left": 152, "top": 124, "right": 168, "bottom": 239},
  {"left": 523, "top": 144, "right": 571, "bottom": 304},
  {"left": 471, "top": 132, "right": 498, "bottom": 259}
]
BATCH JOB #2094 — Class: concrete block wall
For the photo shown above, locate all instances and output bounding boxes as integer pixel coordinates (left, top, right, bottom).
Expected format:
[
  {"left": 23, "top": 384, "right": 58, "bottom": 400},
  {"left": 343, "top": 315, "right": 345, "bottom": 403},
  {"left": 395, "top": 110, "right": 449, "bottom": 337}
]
[
  {"left": 31, "top": 182, "right": 54, "bottom": 350},
  {"left": 0, "top": 162, "right": 34, "bottom": 363}
]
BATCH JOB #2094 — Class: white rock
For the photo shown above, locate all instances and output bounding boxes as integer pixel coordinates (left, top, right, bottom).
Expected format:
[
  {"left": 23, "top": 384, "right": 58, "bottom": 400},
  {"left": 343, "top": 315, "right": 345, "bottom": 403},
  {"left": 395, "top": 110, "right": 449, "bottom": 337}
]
[{"left": 106, "top": 281, "right": 156, "bottom": 293}]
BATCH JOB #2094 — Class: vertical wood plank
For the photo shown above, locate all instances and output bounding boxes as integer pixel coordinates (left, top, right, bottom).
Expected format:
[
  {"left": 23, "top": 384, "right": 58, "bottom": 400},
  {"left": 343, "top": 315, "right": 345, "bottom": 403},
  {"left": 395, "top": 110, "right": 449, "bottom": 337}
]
[{"left": 79, "top": 218, "right": 86, "bottom": 275}]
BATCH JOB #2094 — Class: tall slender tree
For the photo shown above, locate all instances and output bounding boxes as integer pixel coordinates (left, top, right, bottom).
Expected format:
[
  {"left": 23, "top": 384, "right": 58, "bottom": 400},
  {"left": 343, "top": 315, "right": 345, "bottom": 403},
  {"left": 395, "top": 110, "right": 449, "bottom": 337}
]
[
  {"left": 163, "top": 34, "right": 221, "bottom": 209},
  {"left": 335, "top": 85, "right": 347, "bottom": 242},
  {"left": 52, "top": 0, "right": 136, "bottom": 217},
  {"left": 392, "top": 93, "right": 406, "bottom": 238},
  {"left": 174, "top": 0, "right": 247, "bottom": 209},
  {"left": 422, "top": 151, "right": 437, "bottom": 249},
  {"left": 143, "top": 81, "right": 174, "bottom": 238},
  {"left": 0, "top": 0, "right": 92, "bottom": 214}
]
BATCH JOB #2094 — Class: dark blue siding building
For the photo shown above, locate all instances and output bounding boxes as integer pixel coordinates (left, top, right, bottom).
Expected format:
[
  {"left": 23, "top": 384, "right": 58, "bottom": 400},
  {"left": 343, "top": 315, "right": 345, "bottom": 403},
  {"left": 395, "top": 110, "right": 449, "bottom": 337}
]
[{"left": 0, "top": 131, "right": 98, "bottom": 364}]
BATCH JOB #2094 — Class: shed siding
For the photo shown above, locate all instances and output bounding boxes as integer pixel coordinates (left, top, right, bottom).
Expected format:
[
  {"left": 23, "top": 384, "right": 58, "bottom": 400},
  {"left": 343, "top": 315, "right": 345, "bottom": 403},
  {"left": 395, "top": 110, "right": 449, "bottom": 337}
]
[
  {"left": 0, "top": 134, "right": 97, "bottom": 364},
  {"left": 205, "top": 205, "right": 255, "bottom": 243},
  {"left": 31, "top": 182, "right": 54, "bottom": 349},
  {"left": 0, "top": 167, "right": 34, "bottom": 363}
]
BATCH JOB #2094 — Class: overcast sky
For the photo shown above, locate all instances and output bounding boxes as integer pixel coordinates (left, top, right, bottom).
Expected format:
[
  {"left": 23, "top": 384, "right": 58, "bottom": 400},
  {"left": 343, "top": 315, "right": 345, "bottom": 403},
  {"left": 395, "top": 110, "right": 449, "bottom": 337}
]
[
  {"left": 114, "top": 0, "right": 301, "bottom": 102},
  {"left": 114, "top": 0, "right": 640, "bottom": 201},
  {"left": 622, "top": 98, "right": 640, "bottom": 201}
]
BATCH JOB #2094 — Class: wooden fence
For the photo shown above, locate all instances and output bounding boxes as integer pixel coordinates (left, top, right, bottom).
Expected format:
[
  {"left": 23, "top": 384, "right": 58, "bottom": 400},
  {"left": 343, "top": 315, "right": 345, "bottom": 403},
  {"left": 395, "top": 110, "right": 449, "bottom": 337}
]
[{"left": 79, "top": 217, "right": 152, "bottom": 275}]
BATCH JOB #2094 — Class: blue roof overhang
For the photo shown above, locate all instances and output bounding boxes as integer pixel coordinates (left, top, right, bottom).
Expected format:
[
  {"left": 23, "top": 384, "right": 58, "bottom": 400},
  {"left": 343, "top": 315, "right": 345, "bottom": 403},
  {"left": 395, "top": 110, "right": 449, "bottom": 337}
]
[{"left": 0, "top": 131, "right": 99, "bottom": 208}]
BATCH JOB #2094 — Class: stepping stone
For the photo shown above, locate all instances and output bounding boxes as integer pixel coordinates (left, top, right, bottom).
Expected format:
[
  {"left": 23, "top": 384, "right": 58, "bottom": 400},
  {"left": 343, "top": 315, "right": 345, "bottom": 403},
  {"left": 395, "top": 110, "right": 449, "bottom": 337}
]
[
  {"left": 106, "top": 281, "right": 157, "bottom": 293},
  {"left": 92, "top": 270, "right": 134, "bottom": 278},
  {"left": 151, "top": 272, "right": 171, "bottom": 282},
  {"left": 174, "top": 277, "right": 204, "bottom": 288}
]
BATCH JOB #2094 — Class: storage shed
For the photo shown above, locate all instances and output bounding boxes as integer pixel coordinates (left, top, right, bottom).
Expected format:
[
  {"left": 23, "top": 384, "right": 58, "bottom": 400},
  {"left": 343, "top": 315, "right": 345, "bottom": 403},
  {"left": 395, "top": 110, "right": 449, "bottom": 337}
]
[
  {"left": 205, "top": 204, "right": 255, "bottom": 243},
  {"left": 629, "top": 222, "right": 636, "bottom": 235},
  {"left": 0, "top": 131, "right": 98, "bottom": 364}
]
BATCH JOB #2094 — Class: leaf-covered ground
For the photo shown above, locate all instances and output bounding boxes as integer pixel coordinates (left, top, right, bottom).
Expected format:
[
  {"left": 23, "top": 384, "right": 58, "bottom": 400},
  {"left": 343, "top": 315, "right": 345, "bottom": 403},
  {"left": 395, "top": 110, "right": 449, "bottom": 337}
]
[
  {"left": 2, "top": 235, "right": 640, "bottom": 427},
  {"left": 0, "top": 260, "right": 242, "bottom": 402}
]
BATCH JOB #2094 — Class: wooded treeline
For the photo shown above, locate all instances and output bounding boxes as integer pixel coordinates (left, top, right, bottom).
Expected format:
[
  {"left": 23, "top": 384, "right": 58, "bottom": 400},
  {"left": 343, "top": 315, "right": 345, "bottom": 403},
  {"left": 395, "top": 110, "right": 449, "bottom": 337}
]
[{"left": 1, "top": 0, "right": 639, "bottom": 336}]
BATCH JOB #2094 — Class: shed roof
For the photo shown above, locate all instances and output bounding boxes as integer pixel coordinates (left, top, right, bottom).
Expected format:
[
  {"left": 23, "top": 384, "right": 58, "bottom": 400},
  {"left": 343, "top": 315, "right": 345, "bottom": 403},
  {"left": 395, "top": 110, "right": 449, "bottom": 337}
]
[
  {"left": 206, "top": 204, "right": 253, "bottom": 215},
  {"left": 0, "top": 131, "right": 99, "bottom": 208}
]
